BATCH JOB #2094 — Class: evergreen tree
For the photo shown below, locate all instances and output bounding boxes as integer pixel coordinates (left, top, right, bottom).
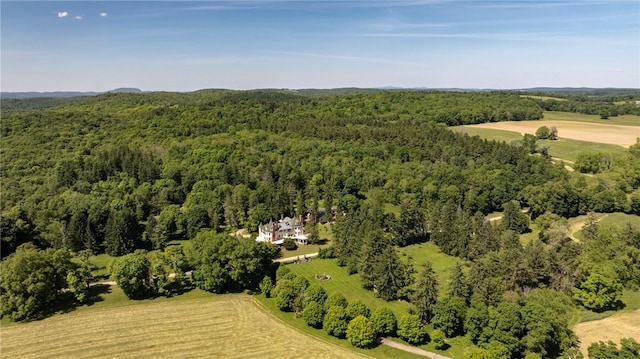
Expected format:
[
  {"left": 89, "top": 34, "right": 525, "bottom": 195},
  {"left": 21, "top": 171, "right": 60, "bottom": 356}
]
[
  {"left": 375, "top": 245, "right": 410, "bottom": 301},
  {"left": 448, "top": 262, "right": 469, "bottom": 300},
  {"left": 411, "top": 261, "right": 439, "bottom": 323}
]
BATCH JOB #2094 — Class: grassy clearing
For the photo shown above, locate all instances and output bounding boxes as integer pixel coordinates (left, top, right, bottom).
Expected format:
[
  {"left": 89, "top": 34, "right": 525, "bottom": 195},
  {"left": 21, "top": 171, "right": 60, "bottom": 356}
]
[
  {"left": 542, "top": 111, "right": 640, "bottom": 127},
  {"left": 0, "top": 291, "right": 368, "bottom": 359},
  {"left": 571, "top": 212, "right": 640, "bottom": 241},
  {"left": 398, "top": 242, "right": 464, "bottom": 299},
  {"left": 537, "top": 138, "right": 628, "bottom": 162},
  {"left": 521, "top": 95, "right": 568, "bottom": 101}
]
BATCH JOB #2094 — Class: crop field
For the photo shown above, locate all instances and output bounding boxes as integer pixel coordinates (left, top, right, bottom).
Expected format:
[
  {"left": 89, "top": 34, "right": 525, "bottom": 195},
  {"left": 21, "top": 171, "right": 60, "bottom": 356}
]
[
  {"left": 574, "top": 309, "right": 640, "bottom": 357},
  {"left": 542, "top": 111, "right": 640, "bottom": 127},
  {"left": 0, "top": 291, "right": 366, "bottom": 359},
  {"left": 454, "top": 126, "right": 629, "bottom": 162},
  {"left": 462, "top": 120, "right": 638, "bottom": 147}
]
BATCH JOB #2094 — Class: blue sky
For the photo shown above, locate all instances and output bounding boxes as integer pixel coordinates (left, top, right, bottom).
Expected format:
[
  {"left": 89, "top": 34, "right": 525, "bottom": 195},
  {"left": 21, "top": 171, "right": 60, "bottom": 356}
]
[{"left": 1, "top": 1, "right": 639, "bottom": 91}]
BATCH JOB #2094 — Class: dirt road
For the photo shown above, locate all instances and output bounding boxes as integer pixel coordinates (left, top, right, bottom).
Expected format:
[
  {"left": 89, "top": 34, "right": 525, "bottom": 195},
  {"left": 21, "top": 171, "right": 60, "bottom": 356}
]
[{"left": 379, "top": 338, "right": 451, "bottom": 359}]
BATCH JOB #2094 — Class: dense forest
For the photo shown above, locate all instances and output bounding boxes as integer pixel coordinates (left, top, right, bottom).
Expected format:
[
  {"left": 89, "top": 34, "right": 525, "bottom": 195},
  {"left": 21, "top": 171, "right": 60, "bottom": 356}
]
[{"left": 2, "top": 89, "right": 640, "bottom": 358}]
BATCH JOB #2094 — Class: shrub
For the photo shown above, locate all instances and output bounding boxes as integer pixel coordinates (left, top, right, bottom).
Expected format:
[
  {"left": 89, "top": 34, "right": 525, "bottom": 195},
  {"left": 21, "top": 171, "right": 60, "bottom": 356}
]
[
  {"left": 431, "top": 329, "right": 446, "bottom": 350},
  {"left": 283, "top": 237, "right": 297, "bottom": 250},
  {"left": 259, "top": 276, "right": 273, "bottom": 297},
  {"left": 273, "top": 279, "right": 296, "bottom": 312},
  {"left": 324, "top": 306, "right": 349, "bottom": 338},
  {"left": 302, "top": 301, "right": 325, "bottom": 329},
  {"left": 535, "top": 126, "right": 550, "bottom": 139},
  {"left": 318, "top": 246, "right": 335, "bottom": 258},
  {"left": 397, "top": 314, "right": 429, "bottom": 345},
  {"left": 370, "top": 306, "right": 397, "bottom": 337},
  {"left": 324, "top": 292, "right": 348, "bottom": 311},
  {"left": 345, "top": 300, "right": 370, "bottom": 320},
  {"left": 347, "top": 315, "right": 377, "bottom": 348},
  {"left": 305, "top": 284, "right": 327, "bottom": 306}
]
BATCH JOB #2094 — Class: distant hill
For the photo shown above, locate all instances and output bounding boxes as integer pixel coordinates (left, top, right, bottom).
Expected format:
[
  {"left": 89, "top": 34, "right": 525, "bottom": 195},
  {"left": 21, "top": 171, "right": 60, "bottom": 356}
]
[{"left": 1, "top": 88, "right": 143, "bottom": 99}]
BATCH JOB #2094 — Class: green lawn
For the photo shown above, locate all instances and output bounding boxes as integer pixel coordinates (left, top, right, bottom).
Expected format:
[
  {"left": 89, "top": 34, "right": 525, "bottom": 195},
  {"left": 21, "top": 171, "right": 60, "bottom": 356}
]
[
  {"left": 398, "top": 242, "right": 465, "bottom": 299},
  {"left": 595, "top": 212, "right": 640, "bottom": 230},
  {"left": 541, "top": 111, "right": 640, "bottom": 127},
  {"left": 572, "top": 212, "right": 640, "bottom": 240},
  {"left": 70, "top": 253, "right": 117, "bottom": 280},
  {"left": 574, "top": 289, "right": 640, "bottom": 324},
  {"left": 287, "top": 258, "right": 412, "bottom": 318}
]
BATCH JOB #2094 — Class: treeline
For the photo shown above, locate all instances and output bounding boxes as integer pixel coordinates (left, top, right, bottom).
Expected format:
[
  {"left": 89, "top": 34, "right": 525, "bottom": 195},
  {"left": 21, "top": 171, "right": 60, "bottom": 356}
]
[{"left": 523, "top": 89, "right": 640, "bottom": 118}]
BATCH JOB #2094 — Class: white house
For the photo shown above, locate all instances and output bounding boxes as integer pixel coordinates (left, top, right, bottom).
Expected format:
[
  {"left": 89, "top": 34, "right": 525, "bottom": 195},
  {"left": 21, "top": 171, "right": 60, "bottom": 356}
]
[{"left": 256, "top": 216, "right": 308, "bottom": 245}]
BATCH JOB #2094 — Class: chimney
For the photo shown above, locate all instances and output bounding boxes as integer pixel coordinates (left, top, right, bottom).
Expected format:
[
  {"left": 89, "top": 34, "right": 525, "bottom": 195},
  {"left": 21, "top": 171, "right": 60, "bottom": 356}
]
[{"left": 271, "top": 222, "right": 277, "bottom": 243}]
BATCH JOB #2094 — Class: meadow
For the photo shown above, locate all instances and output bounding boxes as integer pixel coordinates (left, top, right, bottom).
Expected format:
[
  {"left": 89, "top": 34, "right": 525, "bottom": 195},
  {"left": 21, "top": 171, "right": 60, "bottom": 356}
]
[{"left": 0, "top": 289, "right": 367, "bottom": 359}]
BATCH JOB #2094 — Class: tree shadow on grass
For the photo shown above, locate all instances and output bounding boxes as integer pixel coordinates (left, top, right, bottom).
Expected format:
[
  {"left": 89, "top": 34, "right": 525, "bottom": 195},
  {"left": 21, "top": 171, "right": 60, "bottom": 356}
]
[{"left": 48, "top": 284, "right": 111, "bottom": 316}]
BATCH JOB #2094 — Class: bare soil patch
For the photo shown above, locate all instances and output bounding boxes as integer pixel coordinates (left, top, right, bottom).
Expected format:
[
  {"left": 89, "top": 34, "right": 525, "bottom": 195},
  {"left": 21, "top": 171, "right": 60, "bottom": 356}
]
[
  {"left": 468, "top": 121, "right": 639, "bottom": 147},
  {"left": 574, "top": 309, "right": 640, "bottom": 357}
]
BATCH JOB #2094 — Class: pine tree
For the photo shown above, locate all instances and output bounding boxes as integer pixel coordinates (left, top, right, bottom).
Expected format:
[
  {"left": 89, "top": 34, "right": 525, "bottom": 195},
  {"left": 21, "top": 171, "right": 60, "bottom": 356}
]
[
  {"left": 411, "top": 261, "right": 439, "bottom": 323},
  {"left": 359, "top": 230, "right": 387, "bottom": 290},
  {"left": 448, "top": 262, "right": 469, "bottom": 301},
  {"left": 375, "top": 245, "right": 410, "bottom": 301}
]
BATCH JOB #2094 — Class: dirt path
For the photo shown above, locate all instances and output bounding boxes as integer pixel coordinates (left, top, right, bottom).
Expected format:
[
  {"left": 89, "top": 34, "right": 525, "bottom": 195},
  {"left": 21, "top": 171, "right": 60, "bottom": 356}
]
[
  {"left": 379, "top": 338, "right": 451, "bottom": 359},
  {"left": 568, "top": 214, "right": 608, "bottom": 241},
  {"left": 275, "top": 252, "right": 319, "bottom": 263}
]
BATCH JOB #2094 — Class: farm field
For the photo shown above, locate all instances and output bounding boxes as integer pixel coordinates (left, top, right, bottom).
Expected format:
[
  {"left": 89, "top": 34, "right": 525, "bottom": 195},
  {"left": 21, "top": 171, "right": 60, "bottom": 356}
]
[
  {"left": 541, "top": 111, "right": 640, "bottom": 127},
  {"left": 461, "top": 120, "right": 639, "bottom": 147},
  {"left": 0, "top": 291, "right": 367, "bottom": 359},
  {"left": 574, "top": 309, "right": 640, "bottom": 357},
  {"left": 454, "top": 126, "right": 629, "bottom": 162}
]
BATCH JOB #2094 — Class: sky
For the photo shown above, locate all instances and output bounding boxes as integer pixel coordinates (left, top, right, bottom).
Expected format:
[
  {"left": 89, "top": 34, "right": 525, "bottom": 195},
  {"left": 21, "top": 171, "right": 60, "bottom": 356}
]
[{"left": 1, "top": 1, "right": 639, "bottom": 92}]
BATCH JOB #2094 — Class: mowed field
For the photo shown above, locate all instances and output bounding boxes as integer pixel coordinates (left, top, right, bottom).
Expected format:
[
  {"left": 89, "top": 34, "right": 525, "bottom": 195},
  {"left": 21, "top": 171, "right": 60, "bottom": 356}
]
[
  {"left": 0, "top": 292, "right": 366, "bottom": 359},
  {"left": 573, "top": 310, "right": 640, "bottom": 357},
  {"left": 462, "top": 120, "right": 639, "bottom": 147}
]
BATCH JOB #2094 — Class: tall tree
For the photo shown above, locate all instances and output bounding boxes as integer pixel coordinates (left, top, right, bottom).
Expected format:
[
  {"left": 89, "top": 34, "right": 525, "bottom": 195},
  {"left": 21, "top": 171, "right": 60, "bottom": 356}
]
[
  {"left": 104, "top": 208, "right": 139, "bottom": 256},
  {"left": 374, "top": 245, "right": 411, "bottom": 301},
  {"left": 448, "top": 262, "right": 470, "bottom": 300},
  {"left": 411, "top": 261, "right": 439, "bottom": 323}
]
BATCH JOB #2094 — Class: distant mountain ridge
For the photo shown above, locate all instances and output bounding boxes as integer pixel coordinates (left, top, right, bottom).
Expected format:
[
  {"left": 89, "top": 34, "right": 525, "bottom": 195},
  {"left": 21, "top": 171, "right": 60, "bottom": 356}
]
[
  {"left": 3, "top": 87, "right": 638, "bottom": 100},
  {"left": 1, "top": 88, "right": 144, "bottom": 99}
]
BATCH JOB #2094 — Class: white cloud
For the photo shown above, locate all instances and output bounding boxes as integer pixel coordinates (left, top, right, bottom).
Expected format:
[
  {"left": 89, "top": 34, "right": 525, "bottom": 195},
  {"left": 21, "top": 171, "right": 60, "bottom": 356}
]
[
  {"left": 74, "top": 15, "right": 83, "bottom": 20},
  {"left": 99, "top": 12, "right": 108, "bottom": 17},
  {"left": 57, "top": 11, "right": 68, "bottom": 18}
]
